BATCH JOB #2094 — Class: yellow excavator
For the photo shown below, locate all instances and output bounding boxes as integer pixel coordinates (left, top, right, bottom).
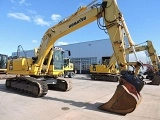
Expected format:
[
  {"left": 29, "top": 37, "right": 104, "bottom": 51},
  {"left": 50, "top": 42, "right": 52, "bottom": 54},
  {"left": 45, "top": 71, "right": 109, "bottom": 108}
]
[
  {"left": 133, "top": 41, "right": 160, "bottom": 85},
  {"left": 6, "top": 0, "right": 145, "bottom": 115},
  {"left": 90, "top": 55, "right": 120, "bottom": 82},
  {"left": 119, "top": 40, "right": 160, "bottom": 85},
  {"left": 90, "top": 40, "right": 160, "bottom": 85}
]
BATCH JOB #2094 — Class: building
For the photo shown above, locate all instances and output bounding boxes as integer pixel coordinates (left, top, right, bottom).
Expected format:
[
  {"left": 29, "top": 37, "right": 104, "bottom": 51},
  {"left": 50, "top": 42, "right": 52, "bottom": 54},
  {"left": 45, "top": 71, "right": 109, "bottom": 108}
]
[
  {"left": 57, "top": 39, "right": 114, "bottom": 73},
  {"left": 12, "top": 38, "right": 129, "bottom": 74},
  {"left": 12, "top": 48, "right": 37, "bottom": 58}
]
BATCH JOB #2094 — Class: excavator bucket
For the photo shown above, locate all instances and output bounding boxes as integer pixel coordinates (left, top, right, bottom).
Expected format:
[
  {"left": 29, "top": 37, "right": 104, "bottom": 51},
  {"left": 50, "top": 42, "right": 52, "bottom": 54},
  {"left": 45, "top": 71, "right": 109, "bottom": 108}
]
[
  {"left": 147, "top": 73, "right": 160, "bottom": 85},
  {"left": 99, "top": 71, "right": 144, "bottom": 115},
  {"left": 99, "top": 83, "right": 141, "bottom": 115}
]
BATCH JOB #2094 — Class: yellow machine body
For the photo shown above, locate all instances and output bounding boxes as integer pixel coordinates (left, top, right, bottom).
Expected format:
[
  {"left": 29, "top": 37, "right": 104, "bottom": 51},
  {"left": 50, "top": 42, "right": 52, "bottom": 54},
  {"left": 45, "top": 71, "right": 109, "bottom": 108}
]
[
  {"left": 7, "top": 47, "right": 64, "bottom": 77},
  {"left": 7, "top": 58, "right": 64, "bottom": 77},
  {"left": 90, "top": 64, "right": 119, "bottom": 74}
]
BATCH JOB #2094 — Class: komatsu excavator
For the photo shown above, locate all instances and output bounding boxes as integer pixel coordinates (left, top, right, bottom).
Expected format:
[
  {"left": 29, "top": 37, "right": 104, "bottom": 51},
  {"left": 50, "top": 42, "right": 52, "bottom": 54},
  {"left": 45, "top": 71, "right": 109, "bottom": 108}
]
[
  {"left": 132, "top": 41, "right": 160, "bottom": 85},
  {"left": 90, "top": 55, "right": 120, "bottom": 82},
  {"left": 120, "top": 40, "right": 160, "bottom": 85},
  {"left": 90, "top": 40, "right": 160, "bottom": 85},
  {"left": 6, "top": 0, "right": 145, "bottom": 115}
]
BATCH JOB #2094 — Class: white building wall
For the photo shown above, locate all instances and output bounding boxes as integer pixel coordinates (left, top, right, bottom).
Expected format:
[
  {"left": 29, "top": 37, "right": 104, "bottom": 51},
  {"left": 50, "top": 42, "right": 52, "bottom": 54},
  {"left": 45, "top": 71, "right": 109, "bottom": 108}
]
[
  {"left": 11, "top": 38, "right": 128, "bottom": 63},
  {"left": 57, "top": 39, "right": 113, "bottom": 63}
]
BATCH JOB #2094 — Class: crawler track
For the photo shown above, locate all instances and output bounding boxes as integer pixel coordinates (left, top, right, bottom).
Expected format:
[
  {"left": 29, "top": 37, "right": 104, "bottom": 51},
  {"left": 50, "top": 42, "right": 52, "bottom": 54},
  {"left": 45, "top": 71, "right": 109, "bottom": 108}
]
[
  {"left": 90, "top": 73, "right": 120, "bottom": 82},
  {"left": 47, "top": 78, "right": 72, "bottom": 91},
  {"left": 5, "top": 77, "right": 48, "bottom": 97}
]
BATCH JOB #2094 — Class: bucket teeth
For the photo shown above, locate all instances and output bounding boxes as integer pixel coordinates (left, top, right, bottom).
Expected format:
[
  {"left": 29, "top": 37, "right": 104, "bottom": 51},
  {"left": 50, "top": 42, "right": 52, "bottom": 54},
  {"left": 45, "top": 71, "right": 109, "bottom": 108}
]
[{"left": 99, "top": 79, "right": 142, "bottom": 115}]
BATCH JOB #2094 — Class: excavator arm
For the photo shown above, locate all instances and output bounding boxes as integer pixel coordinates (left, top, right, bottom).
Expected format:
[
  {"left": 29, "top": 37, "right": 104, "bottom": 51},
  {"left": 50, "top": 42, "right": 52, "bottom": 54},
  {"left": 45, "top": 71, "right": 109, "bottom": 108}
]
[
  {"left": 35, "top": 0, "right": 135, "bottom": 74},
  {"left": 146, "top": 41, "right": 160, "bottom": 72},
  {"left": 107, "top": 40, "right": 160, "bottom": 84},
  {"left": 8, "top": 0, "right": 140, "bottom": 76}
]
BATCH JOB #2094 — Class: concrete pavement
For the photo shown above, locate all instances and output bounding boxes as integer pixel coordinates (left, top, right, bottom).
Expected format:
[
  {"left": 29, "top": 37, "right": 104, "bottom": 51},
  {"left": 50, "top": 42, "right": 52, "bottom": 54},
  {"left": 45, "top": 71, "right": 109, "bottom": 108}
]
[{"left": 0, "top": 74, "right": 159, "bottom": 120}]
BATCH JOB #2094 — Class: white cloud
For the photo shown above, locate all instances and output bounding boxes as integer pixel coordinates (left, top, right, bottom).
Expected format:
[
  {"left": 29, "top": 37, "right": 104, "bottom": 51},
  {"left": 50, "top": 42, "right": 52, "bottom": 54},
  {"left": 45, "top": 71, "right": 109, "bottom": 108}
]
[
  {"left": 19, "top": 0, "right": 31, "bottom": 6},
  {"left": 19, "top": 0, "right": 25, "bottom": 4},
  {"left": 11, "top": 0, "right": 31, "bottom": 6},
  {"left": 34, "top": 16, "right": 50, "bottom": 26},
  {"left": 56, "top": 41, "right": 68, "bottom": 46},
  {"left": 7, "top": 12, "right": 30, "bottom": 21},
  {"left": 51, "top": 14, "right": 61, "bottom": 22},
  {"left": 32, "top": 40, "right": 38, "bottom": 43},
  {"left": 27, "top": 9, "right": 37, "bottom": 14},
  {"left": 11, "top": 0, "right": 15, "bottom": 3}
]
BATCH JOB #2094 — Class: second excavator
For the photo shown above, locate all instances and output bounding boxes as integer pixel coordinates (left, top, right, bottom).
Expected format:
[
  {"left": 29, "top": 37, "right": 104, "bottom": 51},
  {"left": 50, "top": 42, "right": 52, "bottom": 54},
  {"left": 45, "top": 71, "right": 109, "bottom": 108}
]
[
  {"left": 90, "top": 40, "right": 160, "bottom": 85},
  {"left": 132, "top": 41, "right": 160, "bottom": 85},
  {"left": 6, "top": 0, "right": 145, "bottom": 115}
]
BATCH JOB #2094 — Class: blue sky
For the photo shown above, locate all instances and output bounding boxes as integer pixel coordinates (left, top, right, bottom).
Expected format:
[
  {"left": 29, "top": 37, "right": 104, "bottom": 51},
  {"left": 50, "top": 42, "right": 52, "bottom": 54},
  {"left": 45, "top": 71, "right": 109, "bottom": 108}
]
[{"left": 0, "top": 0, "right": 160, "bottom": 58}]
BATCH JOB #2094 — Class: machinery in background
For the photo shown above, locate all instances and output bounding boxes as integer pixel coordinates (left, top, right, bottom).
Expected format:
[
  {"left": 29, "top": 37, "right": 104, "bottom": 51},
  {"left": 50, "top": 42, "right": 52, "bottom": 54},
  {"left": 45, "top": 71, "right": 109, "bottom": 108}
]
[
  {"left": 137, "top": 41, "right": 160, "bottom": 85},
  {"left": 90, "top": 40, "right": 160, "bottom": 85},
  {"left": 64, "top": 58, "right": 76, "bottom": 78},
  {"left": 125, "top": 40, "right": 160, "bottom": 85},
  {"left": 6, "top": 0, "right": 145, "bottom": 115},
  {"left": 143, "top": 64, "right": 155, "bottom": 79},
  {"left": 0, "top": 54, "right": 8, "bottom": 74},
  {"left": 90, "top": 56, "right": 120, "bottom": 82}
]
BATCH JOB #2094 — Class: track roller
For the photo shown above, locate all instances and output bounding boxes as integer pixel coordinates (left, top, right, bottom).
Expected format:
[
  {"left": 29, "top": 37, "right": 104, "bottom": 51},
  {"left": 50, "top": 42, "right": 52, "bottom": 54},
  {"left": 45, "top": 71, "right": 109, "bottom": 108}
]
[
  {"left": 90, "top": 74, "right": 119, "bottom": 82},
  {"left": 5, "top": 77, "right": 48, "bottom": 97},
  {"left": 47, "top": 79, "right": 72, "bottom": 91}
]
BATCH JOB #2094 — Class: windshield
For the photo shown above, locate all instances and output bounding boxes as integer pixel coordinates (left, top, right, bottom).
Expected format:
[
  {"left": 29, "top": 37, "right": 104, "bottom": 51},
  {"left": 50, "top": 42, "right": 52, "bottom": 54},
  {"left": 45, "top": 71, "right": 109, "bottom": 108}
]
[
  {"left": 53, "top": 50, "right": 63, "bottom": 70},
  {"left": 0, "top": 54, "right": 8, "bottom": 69}
]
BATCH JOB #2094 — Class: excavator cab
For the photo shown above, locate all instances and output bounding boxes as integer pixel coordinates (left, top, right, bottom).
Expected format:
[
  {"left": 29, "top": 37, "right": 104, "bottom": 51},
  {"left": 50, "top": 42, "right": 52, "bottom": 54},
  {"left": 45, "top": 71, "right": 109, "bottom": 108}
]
[{"left": 0, "top": 54, "right": 8, "bottom": 74}]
